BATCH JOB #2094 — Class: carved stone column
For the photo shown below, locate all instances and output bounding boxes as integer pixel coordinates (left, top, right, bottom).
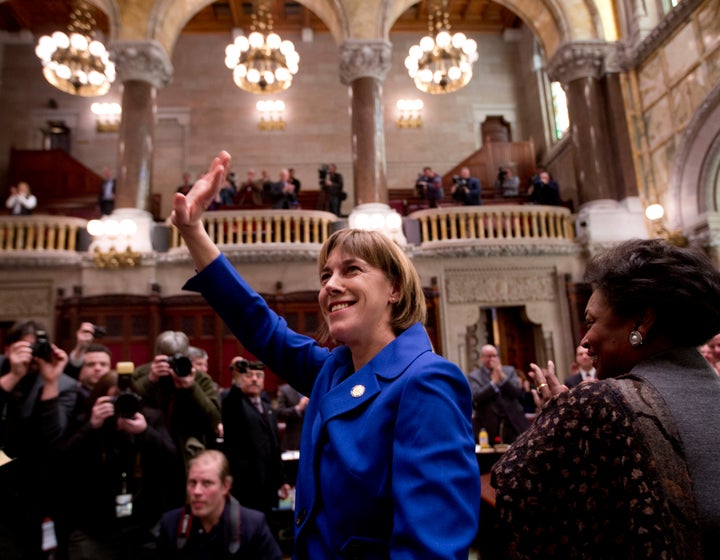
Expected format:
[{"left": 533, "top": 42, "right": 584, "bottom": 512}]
[
  {"left": 111, "top": 40, "right": 173, "bottom": 211},
  {"left": 546, "top": 41, "right": 635, "bottom": 205},
  {"left": 339, "top": 40, "right": 392, "bottom": 205}
]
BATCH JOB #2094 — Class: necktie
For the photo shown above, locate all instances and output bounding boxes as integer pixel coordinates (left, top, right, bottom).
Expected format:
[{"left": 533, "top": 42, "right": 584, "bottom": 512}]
[{"left": 253, "top": 398, "right": 263, "bottom": 414}]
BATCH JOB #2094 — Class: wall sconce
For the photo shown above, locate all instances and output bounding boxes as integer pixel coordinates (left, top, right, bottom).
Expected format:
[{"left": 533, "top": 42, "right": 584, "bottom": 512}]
[
  {"left": 256, "top": 99, "right": 285, "bottom": 130},
  {"left": 348, "top": 202, "right": 406, "bottom": 246},
  {"left": 87, "top": 217, "right": 141, "bottom": 268},
  {"left": 645, "top": 203, "right": 688, "bottom": 247},
  {"left": 91, "top": 101, "right": 121, "bottom": 132},
  {"left": 396, "top": 98, "right": 423, "bottom": 128}
]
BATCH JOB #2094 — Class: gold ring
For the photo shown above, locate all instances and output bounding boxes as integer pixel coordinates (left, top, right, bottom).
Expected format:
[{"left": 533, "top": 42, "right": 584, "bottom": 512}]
[{"left": 537, "top": 383, "right": 549, "bottom": 391}]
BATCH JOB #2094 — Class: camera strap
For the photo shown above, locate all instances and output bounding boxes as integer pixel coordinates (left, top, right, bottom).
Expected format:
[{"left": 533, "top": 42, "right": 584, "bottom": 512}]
[{"left": 176, "top": 497, "right": 242, "bottom": 553}]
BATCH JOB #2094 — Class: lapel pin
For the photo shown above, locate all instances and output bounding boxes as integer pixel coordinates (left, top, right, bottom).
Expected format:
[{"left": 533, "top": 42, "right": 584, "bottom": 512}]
[{"left": 350, "top": 384, "right": 366, "bottom": 398}]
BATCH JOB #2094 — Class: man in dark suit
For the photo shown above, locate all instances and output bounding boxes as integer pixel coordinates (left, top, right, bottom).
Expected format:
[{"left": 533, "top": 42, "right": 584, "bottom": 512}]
[
  {"left": 220, "top": 357, "right": 290, "bottom": 516},
  {"left": 450, "top": 166, "right": 482, "bottom": 205},
  {"left": 565, "top": 345, "right": 597, "bottom": 388},
  {"left": 98, "top": 166, "right": 115, "bottom": 215},
  {"left": 275, "top": 383, "right": 308, "bottom": 451},
  {"left": 468, "top": 344, "right": 530, "bottom": 445}
]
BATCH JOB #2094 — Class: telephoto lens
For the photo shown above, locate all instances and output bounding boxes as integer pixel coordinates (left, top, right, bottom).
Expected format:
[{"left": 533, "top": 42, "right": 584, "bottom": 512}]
[{"left": 167, "top": 353, "right": 193, "bottom": 377}]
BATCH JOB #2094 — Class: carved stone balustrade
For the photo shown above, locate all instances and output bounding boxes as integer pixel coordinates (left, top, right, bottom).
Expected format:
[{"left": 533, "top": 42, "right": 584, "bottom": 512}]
[
  {"left": 168, "top": 209, "right": 340, "bottom": 249},
  {"left": 0, "top": 215, "right": 87, "bottom": 252},
  {"left": 409, "top": 205, "right": 576, "bottom": 245}
]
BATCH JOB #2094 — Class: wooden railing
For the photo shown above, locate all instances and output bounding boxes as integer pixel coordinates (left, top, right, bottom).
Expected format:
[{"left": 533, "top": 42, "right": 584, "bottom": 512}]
[
  {"left": 409, "top": 205, "right": 575, "bottom": 244},
  {"left": 168, "top": 209, "right": 339, "bottom": 249},
  {"left": 0, "top": 215, "right": 87, "bottom": 251}
]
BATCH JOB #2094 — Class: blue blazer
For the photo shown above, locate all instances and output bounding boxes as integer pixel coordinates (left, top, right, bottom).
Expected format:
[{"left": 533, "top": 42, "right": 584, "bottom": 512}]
[{"left": 185, "top": 255, "right": 480, "bottom": 559}]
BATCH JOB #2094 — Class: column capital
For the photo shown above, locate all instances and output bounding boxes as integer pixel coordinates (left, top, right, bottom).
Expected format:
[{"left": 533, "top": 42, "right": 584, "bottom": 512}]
[
  {"left": 339, "top": 40, "right": 392, "bottom": 84},
  {"left": 111, "top": 40, "right": 173, "bottom": 89},
  {"left": 546, "top": 41, "right": 627, "bottom": 85}
]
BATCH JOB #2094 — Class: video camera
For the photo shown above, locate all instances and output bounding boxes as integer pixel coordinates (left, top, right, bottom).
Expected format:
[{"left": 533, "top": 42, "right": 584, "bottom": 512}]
[
  {"left": 113, "top": 361, "right": 142, "bottom": 418},
  {"left": 452, "top": 175, "right": 468, "bottom": 187},
  {"left": 167, "top": 353, "right": 193, "bottom": 378},
  {"left": 31, "top": 330, "right": 53, "bottom": 362},
  {"left": 93, "top": 325, "right": 107, "bottom": 338}
]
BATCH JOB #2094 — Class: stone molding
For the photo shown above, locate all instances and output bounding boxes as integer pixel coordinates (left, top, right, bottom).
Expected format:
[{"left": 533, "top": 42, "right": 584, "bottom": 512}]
[
  {"left": 111, "top": 40, "right": 173, "bottom": 88},
  {"left": 444, "top": 267, "right": 557, "bottom": 305},
  {"left": 546, "top": 40, "right": 627, "bottom": 84},
  {"left": 409, "top": 242, "right": 582, "bottom": 259},
  {"left": 339, "top": 40, "right": 392, "bottom": 84},
  {"left": 628, "top": 0, "right": 703, "bottom": 66}
]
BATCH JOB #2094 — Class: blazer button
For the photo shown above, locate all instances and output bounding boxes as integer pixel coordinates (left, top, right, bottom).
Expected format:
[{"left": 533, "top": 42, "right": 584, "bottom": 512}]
[{"left": 296, "top": 509, "right": 306, "bottom": 526}]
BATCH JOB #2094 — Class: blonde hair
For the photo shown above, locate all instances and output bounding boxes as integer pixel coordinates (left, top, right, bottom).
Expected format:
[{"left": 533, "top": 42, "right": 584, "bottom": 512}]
[{"left": 316, "top": 229, "right": 426, "bottom": 343}]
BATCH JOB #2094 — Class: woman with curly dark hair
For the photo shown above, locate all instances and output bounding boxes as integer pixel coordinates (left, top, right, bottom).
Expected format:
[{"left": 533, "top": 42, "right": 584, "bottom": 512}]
[{"left": 492, "top": 239, "right": 720, "bottom": 559}]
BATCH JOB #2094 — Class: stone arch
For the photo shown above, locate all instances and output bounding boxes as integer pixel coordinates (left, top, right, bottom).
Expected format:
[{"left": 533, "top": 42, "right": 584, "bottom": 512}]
[{"left": 672, "top": 82, "right": 720, "bottom": 237}]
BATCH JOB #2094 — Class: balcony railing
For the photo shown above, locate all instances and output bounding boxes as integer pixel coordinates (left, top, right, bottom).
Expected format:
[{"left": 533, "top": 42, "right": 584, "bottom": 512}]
[
  {"left": 409, "top": 205, "right": 575, "bottom": 244},
  {"left": 0, "top": 215, "right": 86, "bottom": 251},
  {"left": 168, "top": 209, "right": 339, "bottom": 249}
]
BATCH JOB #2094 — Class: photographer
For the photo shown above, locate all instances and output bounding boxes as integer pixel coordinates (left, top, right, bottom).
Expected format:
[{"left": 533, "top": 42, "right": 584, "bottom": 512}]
[
  {"left": 59, "top": 369, "right": 179, "bottom": 560},
  {"left": 319, "top": 163, "right": 344, "bottom": 216},
  {"left": 0, "top": 320, "right": 76, "bottom": 558},
  {"left": 450, "top": 167, "right": 481, "bottom": 206},
  {"left": 65, "top": 321, "right": 106, "bottom": 379},
  {"left": 415, "top": 166, "right": 444, "bottom": 207},
  {"left": 494, "top": 165, "right": 520, "bottom": 198},
  {"left": 132, "top": 331, "right": 221, "bottom": 468}
]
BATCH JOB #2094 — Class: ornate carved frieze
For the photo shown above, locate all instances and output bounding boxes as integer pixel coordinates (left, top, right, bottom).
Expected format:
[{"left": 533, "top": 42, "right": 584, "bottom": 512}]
[
  {"left": 0, "top": 282, "right": 53, "bottom": 318},
  {"left": 444, "top": 268, "right": 557, "bottom": 305},
  {"left": 339, "top": 40, "right": 392, "bottom": 84},
  {"left": 409, "top": 242, "right": 582, "bottom": 259},
  {"left": 111, "top": 40, "right": 173, "bottom": 88},
  {"left": 158, "top": 246, "right": 321, "bottom": 265},
  {"left": 546, "top": 40, "right": 627, "bottom": 84}
]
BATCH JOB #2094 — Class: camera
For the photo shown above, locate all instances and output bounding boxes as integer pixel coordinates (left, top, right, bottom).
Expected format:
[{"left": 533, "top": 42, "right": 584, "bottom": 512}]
[
  {"left": 114, "top": 362, "right": 142, "bottom": 418},
  {"left": 167, "top": 353, "right": 193, "bottom": 377},
  {"left": 318, "top": 164, "right": 328, "bottom": 183},
  {"left": 497, "top": 167, "right": 508, "bottom": 181},
  {"left": 31, "top": 330, "right": 53, "bottom": 362},
  {"left": 452, "top": 175, "right": 467, "bottom": 187},
  {"left": 112, "top": 392, "right": 142, "bottom": 419},
  {"left": 93, "top": 325, "right": 107, "bottom": 338}
]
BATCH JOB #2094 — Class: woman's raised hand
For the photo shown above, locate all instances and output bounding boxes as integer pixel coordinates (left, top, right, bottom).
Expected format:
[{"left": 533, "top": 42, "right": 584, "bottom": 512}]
[
  {"left": 171, "top": 151, "right": 231, "bottom": 230},
  {"left": 528, "top": 360, "right": 567, "bottom": 409}
]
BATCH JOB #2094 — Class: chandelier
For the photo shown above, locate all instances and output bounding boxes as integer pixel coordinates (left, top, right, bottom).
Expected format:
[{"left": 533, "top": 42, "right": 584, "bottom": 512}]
[
  {"left": 224, "top": 1, "right": 299, "bottom": 94},
  {"left": 34, "top": 0, "right": 115, "bottom": 97},
  {"left": 405, "top": 0, "right": 478, "bottom": 94}
]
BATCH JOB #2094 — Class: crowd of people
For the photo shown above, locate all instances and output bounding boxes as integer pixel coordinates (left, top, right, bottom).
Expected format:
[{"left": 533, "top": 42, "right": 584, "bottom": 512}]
[
  {"left": 2, "top": 149, "right": 719, "bottom": 559},
  {"left": 175, "top": 164, "right": 345, "bottom": 216}
]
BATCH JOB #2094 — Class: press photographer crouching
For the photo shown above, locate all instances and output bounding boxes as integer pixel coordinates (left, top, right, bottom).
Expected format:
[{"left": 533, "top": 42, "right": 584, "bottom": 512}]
[
  {"left": 132, "top": 331, "right": 221, "bottom": 471},
  {"left": 58, "top": 362, "right": 179, "bottom": 560}
]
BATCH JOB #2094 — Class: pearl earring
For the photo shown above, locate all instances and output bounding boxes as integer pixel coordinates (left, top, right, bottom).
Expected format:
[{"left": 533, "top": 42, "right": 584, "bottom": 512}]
[{"left": 629, "top": 330, "right": 643, "bottom": 347}]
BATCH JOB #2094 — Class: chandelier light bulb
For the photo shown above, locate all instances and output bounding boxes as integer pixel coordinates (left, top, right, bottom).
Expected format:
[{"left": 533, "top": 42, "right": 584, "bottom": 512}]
[
  {"left": 419, "top": 36, "right": 435, "bottom": 52},
  {"left": 463, "top": 39, "right": 478, "bottom": 54},
  {"left": 435, "top": 31, "right": 451, "bottom": 48},
  {"left": 88, "top": 40, "right": 105, "bottom": 57},
  {"left": 70, "top": 32, "right": 88, "bottom": 51},
  {"left": 246, "top": 68, "right": 260, "bottom": 83},
  {"left": 225, "top": 44, "right": 239, "bottom": 59},
  {"left": 248, "top": 32, "right": 264, "bottom": 49},
  {"left": 266, "top": 33, "right": 281, "bottom": 50},
  {"left": 52, "top": 31, "right": 70, "bottom": 48},
  {"left": 275, "top": 67, "right": 289, "bottom": 81},
  {"left": 235, "top": 36, "right": 250, "bottom": 52},
  {"left": 451, "top": 33, "right": 467, "bottom": 48}
]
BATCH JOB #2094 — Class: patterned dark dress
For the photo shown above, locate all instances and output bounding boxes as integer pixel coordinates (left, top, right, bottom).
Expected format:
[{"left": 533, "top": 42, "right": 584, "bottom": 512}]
[{"left": 492, "top": 377, "right": 703, "bottom": 559}]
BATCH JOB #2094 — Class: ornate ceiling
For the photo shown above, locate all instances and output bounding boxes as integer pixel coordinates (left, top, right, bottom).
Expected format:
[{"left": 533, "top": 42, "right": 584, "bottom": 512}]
[{"left": 0, "top": 1, "right": 522, "bottom": 37}]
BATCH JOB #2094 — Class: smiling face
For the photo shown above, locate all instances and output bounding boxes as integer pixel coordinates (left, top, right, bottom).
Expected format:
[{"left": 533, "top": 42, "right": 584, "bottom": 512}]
[
  {"left": 575, "top": 345, "right": 594, "bottom": 372},
  {"left": 581, "top": 289, "right": 639, "bottom": 379},
  {"left": 319, "top": 250, "right": 398, "bottom": 358}
]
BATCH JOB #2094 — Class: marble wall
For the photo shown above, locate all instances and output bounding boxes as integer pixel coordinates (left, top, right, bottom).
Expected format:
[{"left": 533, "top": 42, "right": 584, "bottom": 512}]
[{"left": 635, "top": 0, "right": 720, "bottom": 215}]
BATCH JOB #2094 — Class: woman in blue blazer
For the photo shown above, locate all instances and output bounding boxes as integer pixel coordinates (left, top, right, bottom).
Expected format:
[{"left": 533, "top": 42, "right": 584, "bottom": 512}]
[{"left": 172, "top": 151, "right": 480, "bottom": 559}]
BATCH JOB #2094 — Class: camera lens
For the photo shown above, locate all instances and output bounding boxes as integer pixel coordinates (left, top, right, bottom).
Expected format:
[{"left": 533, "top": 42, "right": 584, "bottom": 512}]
[
  {"left": 114, "top": 392, "right": 141, "bottom": 418},
  {"left": 31, "top": 330, "right": 53, "bottom": 362},
  {"left": 167, "top": 354, "right": 193, "bottom": 377}
]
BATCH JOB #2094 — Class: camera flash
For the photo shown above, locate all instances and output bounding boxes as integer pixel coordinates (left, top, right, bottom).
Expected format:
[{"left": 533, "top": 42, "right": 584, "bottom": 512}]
[{"left": 116, "top": 361, "right": 135, "bottom": 375}]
